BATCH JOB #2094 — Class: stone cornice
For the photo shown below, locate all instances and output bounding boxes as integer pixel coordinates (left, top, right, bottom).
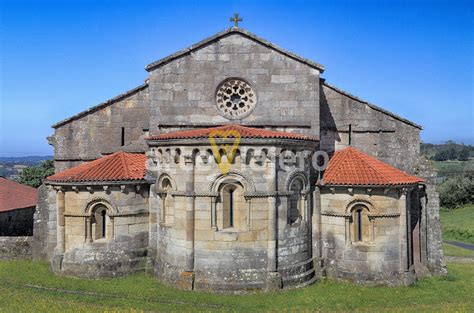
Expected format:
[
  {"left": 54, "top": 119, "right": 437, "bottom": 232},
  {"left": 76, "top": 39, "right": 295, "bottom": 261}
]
[{"left": 145, "top": 27, "right": 325, "bottom": 73}]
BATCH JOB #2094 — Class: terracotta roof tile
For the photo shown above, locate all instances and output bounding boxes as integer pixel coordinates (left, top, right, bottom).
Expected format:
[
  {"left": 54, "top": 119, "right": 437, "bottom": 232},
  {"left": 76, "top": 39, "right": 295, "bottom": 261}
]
[
  {"left": 47, "top": 151, "right": 147, "bottom": 183},
  {"left": 0, "top": 177, "right": 38, "bottom": 212},
  {"left": 147, "top": 124, "right": 318, "bottom": 141},
  {"left": 323, "top": 147, "right": 423, "bottom": 186}
]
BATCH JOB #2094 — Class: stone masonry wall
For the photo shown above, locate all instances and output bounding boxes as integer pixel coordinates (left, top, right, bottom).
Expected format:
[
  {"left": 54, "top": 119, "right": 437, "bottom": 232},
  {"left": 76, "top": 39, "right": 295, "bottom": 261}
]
[
  {"left": 32, "top": 184, "right": 57, "bottom": 261},
  {"left": 320, "top": 188, "right": 407, "bottom": 285},
  {"left": 148, "top": 33, "right": 321, "bottom": 139},
  {"left": 320, "top": 83, "right": 421, "bottom": 173},
  {"left": 0, "top": 236, "right": 33, "bottom": 260},
  {"left": 51, "top": 86, "right": 149, "bottom": 172},
  {"left": 52, "top": 185, "right": 150, "bottom": 278},
  {"left": 150, "top": 140, "right": 317, "bottom": 291}
]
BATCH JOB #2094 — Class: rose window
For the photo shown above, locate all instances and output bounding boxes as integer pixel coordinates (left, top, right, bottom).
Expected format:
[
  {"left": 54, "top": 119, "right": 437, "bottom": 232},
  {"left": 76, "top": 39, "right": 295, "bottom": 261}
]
[{"left": 216, "top": 79, "right": 256, "bottom": 119}]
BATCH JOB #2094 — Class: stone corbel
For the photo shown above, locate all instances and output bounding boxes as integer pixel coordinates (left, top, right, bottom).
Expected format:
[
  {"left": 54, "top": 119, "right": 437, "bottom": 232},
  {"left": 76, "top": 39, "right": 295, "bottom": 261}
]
[
  {"left": 135, "top": 185, "right": 141, "bottom": 194},
  {"left": 383, "top": 188, "right": 391, "bottom": 195},
  {"left": 329, "top": 187, "right": 336, "bottom": 195},
  {"left": 184, "top": 154, "right": 193, "bottom": 165},
  {"left": 102, "top": 185, "right": 110, "bottom": 194},
  {"left": 120, "top": 185, "right": 127, "bottom": 193},
  {"left": 347, "top": 188, "right": 354, "bottom": 196},
  {"left": 86, "top": 186, "right": 93, "bottom": 194},
  {"left": 200, "top": 154, "right": 209, "bottom": 164},
  {"left": 366, "top": 188, "right": 372, "bottom": 196},
  {"left": 54, "top": 186, "right": 65, "bottom": 193},
  {"left": 72, "top": 186, "right": 79, "bottom": 193}
]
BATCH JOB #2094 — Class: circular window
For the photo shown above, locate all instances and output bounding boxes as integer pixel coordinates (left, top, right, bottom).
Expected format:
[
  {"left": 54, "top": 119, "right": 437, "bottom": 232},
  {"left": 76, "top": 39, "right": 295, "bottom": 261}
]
[{"left": 216, "top": 78, "right": 257, "bottom": 119}]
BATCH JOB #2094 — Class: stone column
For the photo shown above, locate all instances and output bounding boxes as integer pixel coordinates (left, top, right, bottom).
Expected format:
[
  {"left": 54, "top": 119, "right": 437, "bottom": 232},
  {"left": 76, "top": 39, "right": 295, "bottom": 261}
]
[
  {"left": 246, "top": 197, "right": 251, "bottom": 230},
  {"left": 399, "top": 188, "right": 409, "bottom": 272},
  {"left": 85, "top": 217, "right": 92, "bottom": 243},
  {"left": 109, "top": 216, "right": 115, "bottom": 240},
  {"left": 160, "top": 194, "right": 166, "bottom": 224},
  {"left": 211, "top": 196, "right": 218, "bottom": 231},
  {"left": 56, "top": 188, "right": 66, "bottom": 252}
]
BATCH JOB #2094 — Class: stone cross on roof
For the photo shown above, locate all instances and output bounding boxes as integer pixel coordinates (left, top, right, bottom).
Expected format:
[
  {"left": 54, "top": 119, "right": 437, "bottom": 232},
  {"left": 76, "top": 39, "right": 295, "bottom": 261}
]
[{"left": 230, "top": 13, "right": 242, "bottom": 27}]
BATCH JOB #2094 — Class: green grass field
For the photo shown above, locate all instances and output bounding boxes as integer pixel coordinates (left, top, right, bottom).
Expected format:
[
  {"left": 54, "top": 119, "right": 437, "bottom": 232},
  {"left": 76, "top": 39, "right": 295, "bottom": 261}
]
[
  {"left": 440, "top": 205, "right": 474, "bottom": 244},
  {"left": 443, "top": 243, "right": 474, "bottom": 258},
  {"left": 0, "top": 260, "right": 473, "bottom": 312},
  {"left": 433, "top": 159, "right": 474, "bottom": 174}
]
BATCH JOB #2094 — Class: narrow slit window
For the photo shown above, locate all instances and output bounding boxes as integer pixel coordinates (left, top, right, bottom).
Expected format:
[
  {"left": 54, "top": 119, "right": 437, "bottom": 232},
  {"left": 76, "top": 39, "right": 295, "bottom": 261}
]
[
  {"left": 229, "top": 189, "right": 234, "bottom": 228},
  {"left": 101, "top": 210, "right": 106, "bottom": 238},
  {"left": 121, "top": 127, "right": 125, "bottom": 146},
  {"left": 354, "top": 208, "right": 362, "bottom": 241}
]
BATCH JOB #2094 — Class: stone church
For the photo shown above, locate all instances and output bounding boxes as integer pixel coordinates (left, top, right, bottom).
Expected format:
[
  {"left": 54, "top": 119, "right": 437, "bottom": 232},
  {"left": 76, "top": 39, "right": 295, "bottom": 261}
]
[{"left": 33, "top": 22, "right": 446, "bottom": 291}]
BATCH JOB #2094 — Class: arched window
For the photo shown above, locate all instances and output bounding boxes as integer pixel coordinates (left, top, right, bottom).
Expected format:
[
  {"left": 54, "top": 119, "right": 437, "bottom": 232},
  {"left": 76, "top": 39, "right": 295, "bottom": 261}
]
[
  {"left": 219, "top": 182, "right": 245, "bottom": 230},
  {"left": 350, "top": 205, "right": 370, "bottom": 242},
  {"left": 161, "top": 177, "right": 174, "bottom": 224},
  {"left": 91, "top": 204, "right": 108, "bottom": 240},
  {"left": 288, "top": 177, "right": 305, "bottom": 224}
]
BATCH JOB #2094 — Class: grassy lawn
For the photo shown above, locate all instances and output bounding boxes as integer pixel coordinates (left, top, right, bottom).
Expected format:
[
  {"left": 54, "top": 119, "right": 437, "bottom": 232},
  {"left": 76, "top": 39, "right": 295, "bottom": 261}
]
[
  {"left": 0, "top": 261, "right": 473, "bottom": 312},
  {"left": 440, "top": 205, "right": 474, "bottom": 244},
  {"left": 443, "top": 243, "right": 474, "bottom": 258}
]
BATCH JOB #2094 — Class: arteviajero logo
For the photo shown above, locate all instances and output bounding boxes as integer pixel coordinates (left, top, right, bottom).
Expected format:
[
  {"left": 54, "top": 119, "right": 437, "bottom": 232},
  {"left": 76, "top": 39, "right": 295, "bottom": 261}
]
[{"left": 208, "top": 129, "right": 241, "bottom": 174}]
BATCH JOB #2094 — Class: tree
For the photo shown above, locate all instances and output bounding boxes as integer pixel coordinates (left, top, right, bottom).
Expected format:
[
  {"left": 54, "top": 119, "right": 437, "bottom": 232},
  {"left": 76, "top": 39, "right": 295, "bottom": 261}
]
[
  {"left": 17, "top": 160, "right": 55, "bottom": 188},
  {"left": 458, "top": 147, "right": 471, "bottom": 161},
  {"left": 438, "top": 175, "right": 474, "bottom": 209}
]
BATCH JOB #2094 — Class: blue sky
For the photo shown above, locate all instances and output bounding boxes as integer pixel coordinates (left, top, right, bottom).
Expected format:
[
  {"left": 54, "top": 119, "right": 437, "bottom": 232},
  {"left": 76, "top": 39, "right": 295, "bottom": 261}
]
[{"left": 0, "top": 0, "right": 472, "bottom": 156}]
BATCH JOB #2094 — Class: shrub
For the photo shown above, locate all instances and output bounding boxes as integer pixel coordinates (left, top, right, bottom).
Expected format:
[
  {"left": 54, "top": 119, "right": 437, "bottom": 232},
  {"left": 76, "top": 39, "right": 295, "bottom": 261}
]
[
  {"left": 17, "top": 160, "right": 54, "bottom": 188},
  {"left": 438, "top": 175, "right": 474, "bottom": 209}
]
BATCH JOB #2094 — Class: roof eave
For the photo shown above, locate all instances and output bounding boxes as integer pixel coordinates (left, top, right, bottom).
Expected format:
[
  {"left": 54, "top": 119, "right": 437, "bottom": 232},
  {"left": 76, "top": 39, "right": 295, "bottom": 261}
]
[
  {"left": 321, "top": 80, "right": 423, "bottom": 130},
  {"left": 145, "top": 27, "right": 325, "bottom": 73},
  {"left": 319, "top": 182, "right": 423, "bottom": 188},
  {"left": 51, "top": 83, "right": 148, "bottom": 129},
  {"left": 44, "top": 179, "right": 148, "bottom": 186}
]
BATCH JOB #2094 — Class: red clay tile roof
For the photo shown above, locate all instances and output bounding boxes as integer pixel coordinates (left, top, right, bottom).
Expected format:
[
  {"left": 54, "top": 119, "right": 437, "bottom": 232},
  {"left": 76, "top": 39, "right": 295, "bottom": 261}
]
[
  {"left": 46, "top": 151, "right": 147, "bottom": 183},
  {"left": 147, "top": 124, "right": 318, "bottom": 141},
  {"left": 323, "top": 147, "right": 423, "bottom": 186},
  {"left": 0, "top": 177, "right": 38, "bottom": 212}
]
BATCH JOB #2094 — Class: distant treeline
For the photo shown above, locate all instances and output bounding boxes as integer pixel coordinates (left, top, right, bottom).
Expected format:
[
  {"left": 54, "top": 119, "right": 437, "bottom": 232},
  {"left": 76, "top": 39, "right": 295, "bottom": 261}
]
[{"left": 421, "top": 141, "right": 473, "bottom": 161}]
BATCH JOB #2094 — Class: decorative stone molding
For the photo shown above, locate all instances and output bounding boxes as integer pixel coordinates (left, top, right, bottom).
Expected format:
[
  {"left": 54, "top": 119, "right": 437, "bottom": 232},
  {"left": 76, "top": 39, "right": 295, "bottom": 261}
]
[
  {"left": 215, "top": 78, "right": 257, "bottom": 120},
  {"left": 285, "top": 170, "right": 309, "bottom": 192},
  {"left": 109, "top": 210, "right": 149, "bottom": 217},
  {"left": 156, "top": 173, "right": 177, "bottom": 193},
  {"left": 64, "top": 212, "right": 91, "bottom": 217},
  {"left": 367, "top": 212, "right": 400, "bottom": 219},
  {"left": 344, "top": 197, "right": 376, "bottom": 214},
  {"left": 208, "top": 170, "right": 256, "bottom": 193},
  {"left": 321, "top": 211, "right": 351, "bottom": 218},
  {"left": 83, "top": 197, "right": 118, "bottom": 214}
]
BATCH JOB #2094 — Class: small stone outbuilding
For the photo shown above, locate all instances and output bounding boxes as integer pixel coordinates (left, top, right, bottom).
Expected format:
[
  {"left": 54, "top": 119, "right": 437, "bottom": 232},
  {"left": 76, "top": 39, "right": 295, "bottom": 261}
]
[{"left": 0, "top": 177, "right": 37, "bottom": 236}]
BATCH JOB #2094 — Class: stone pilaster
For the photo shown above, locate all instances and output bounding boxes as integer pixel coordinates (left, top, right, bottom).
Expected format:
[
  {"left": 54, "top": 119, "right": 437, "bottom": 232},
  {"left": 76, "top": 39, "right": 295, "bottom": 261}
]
[
  {"left": 399, "top": 188, "right": 408, "bottom": 272},
  {"left": 56, "top": 188, "right": 66, "bottom": 253}
]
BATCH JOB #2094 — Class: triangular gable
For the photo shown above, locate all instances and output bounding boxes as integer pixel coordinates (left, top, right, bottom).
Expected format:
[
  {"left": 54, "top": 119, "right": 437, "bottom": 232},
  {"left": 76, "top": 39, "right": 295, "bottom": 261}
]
[{"left": 145, "top": 27, "right": 325, "bottom": 73}]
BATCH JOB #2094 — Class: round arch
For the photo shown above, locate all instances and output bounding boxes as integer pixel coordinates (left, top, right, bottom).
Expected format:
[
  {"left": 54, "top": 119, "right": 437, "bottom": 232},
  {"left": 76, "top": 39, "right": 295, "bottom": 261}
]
[{"left": 209, "top": 171, "right": 255, "bottom": 193}]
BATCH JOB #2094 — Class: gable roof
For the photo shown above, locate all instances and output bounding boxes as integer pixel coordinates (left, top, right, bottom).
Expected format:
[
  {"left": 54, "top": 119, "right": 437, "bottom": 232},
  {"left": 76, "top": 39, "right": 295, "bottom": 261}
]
[
  {"left": 46, "top": 151, "right": 147, "bottom": 183},
  {"left": 322, "top": 147, "right": 423, "bottom": 186},
  {"left": 145, "top": 27, "right": 325, "bottom": 73},
  {"left": 0, "top": 177, "right": 38, "bottom": 212},
  {"left": 321, "top": 80, "right": 422, "bottom": 130},
  {"left": 52, "top": 83, "right": 148, "bottom": 129},
  {"left": 146, "top": 124, "right": 318, "bottom": 142}
]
